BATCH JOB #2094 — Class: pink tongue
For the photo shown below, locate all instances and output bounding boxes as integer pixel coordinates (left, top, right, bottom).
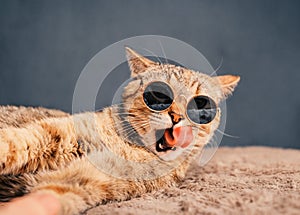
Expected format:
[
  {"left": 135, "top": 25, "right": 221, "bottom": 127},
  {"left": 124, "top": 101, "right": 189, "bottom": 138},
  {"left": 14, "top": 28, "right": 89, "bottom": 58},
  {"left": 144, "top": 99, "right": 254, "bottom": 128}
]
[{"left": 164, "top": 126, "right": 194, "bottom": 148}]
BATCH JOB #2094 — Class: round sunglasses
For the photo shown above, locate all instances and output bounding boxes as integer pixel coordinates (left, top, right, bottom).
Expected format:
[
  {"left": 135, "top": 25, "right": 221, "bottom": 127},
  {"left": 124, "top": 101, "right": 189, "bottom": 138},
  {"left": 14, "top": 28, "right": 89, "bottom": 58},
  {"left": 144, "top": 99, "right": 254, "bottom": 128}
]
[{"left": 143, "top": 81, "right": 217, "bottom": 124}]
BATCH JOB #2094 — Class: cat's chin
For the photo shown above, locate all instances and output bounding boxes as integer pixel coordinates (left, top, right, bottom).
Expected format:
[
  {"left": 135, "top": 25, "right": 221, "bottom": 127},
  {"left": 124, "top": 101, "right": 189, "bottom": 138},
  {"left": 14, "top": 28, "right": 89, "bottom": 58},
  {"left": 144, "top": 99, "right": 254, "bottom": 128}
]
[
  {"left": 151, "top": 142, "right": 193, "bottom": 161},
  {"left": 161, "top": 147, "right": 185, "bottom": 161}
]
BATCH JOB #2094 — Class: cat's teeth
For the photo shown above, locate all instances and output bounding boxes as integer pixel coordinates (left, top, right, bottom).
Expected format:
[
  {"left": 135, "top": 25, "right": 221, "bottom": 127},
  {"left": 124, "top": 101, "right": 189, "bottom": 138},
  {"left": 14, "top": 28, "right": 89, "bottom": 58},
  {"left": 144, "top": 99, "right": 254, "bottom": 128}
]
[
  {"left": 158, "top": 143, "right": 164, "bottom": 150},
  {"left": 171, "top": 147, "right": 176, "bottom": 151}
]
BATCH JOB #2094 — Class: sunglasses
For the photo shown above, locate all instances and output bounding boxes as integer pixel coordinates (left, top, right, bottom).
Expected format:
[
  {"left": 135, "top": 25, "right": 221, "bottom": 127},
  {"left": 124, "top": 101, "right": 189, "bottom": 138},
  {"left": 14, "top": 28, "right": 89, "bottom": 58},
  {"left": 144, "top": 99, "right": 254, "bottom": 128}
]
[{"left": 143, "top": 81, "right": 217, "bottom": 124}]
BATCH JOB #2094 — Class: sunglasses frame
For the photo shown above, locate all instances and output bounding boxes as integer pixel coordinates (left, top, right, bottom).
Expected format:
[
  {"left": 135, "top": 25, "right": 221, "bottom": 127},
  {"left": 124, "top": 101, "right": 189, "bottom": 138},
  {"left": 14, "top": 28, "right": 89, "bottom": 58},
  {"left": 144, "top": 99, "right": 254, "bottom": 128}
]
[
  {"left": 142, "top": 81, "right": 218, "bottom": 125},
  {"left": 185, "top": 94, "right": 218, "bottom": 125},
  {"left": 142, "top": 81, "right": 174, "bottom": 113}
]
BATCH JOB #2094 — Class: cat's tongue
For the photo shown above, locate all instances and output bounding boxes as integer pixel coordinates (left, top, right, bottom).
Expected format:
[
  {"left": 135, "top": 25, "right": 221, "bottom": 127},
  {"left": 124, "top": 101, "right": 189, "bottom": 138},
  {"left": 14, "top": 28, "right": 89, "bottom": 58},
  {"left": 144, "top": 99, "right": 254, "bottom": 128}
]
[{"left": 164, "top": 126, "right": 193, "bottom": 148}]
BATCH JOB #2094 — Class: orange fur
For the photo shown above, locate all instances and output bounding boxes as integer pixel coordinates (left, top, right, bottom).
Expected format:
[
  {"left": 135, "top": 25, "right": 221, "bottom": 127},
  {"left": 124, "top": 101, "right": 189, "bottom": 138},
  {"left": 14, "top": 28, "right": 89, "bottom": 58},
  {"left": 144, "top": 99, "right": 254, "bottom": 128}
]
[{"left": 0, "top": 48, "right": 240, "bottom": 214}]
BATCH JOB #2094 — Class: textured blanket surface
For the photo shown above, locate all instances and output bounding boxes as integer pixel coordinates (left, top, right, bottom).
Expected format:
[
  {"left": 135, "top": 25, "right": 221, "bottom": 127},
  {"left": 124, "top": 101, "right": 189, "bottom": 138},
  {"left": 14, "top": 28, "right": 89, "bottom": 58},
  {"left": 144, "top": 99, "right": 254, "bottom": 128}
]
[{"left": 86, "top": 147, "right": 300, "bottom": 215}]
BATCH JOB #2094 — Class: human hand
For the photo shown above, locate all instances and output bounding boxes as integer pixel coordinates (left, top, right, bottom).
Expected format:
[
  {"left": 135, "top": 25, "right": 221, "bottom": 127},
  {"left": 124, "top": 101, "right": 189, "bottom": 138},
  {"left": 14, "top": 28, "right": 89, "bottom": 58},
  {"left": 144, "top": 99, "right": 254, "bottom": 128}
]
[{"left": 0, "top": 193, "right": 60, "bottom": 215}]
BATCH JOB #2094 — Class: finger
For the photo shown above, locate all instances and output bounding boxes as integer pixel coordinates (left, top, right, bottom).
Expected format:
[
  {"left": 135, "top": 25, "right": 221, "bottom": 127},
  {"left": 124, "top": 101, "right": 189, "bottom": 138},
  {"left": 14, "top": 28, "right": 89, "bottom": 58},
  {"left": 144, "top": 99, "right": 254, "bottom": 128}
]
[{"left": 0, "top": 193, "right": 60, "bottom": 215}]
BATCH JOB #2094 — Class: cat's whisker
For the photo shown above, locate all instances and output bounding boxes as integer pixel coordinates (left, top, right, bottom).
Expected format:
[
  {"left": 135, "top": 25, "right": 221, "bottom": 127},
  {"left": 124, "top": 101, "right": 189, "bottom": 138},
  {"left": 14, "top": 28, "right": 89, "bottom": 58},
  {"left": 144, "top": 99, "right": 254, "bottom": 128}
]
[
  {"left": 142, "top": 48, "right": 163, "bottom": 65},
  {"left": 114, "top": 113, "right": 137, "bottom": 117},
  {"left": 148, "top": 119, "right": 170, "bottom": 128},
  {"left": 103, "top": 121, "right": 149, "bottom": 133},
  {"left": 123, "top": 126, "right": 149, "bottom": 140},
  {"left": 191, "top": 58, "right": 222, "bottom": 91},
  {"left": 117, "top": 124, "right": 147, "bottom": 135},
  {"left": 159, "top": 40, "right": 168, "bottom": 64},
  {"left": 108, "top": 102, "right": 139, "bottom": 108},
  {"left": 126, "top": 122, "right": 150, "bottom": 133},
  {"left": 123, "top": 121, "right": 150, "bottom": 131},
  {"left": 208, "top": 56, "right": 224, "bottom": 77},
  {"left": 95, "top": 104, "right": 125, "bottom": 112},
  {"left": 126, "top": 126, "right": 151, "bottom": 139},
  {"left": 197, "top": 57, "right": 224, "bottom": 88},
  {"left": 216, "top": 128, "right": 239, "bottom": 139},
  {"left": 110, "top": 105, "right": 143, "bottom": 111},
  {"left": 213, "top": 56, "right": 223, "bottom": 74},
  {"left": 113, "top": 125, "right": 141, "bottom": 141},
  {"left": 103, "top": 115, "right": 149, "bottom": 125},
  {"left": 110, "top": 102, "right": 134, "bottom": 106},
  {"left": 116, "top": 121, "right": 150, "bottom": 133}
]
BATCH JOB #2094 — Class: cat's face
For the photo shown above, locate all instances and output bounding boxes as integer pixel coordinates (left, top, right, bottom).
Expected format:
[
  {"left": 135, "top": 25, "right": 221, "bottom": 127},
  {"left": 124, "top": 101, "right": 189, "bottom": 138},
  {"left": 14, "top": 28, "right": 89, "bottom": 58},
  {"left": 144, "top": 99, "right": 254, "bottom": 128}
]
[{"left": 118, "top": 48, "right": 239, "bottom": 161}]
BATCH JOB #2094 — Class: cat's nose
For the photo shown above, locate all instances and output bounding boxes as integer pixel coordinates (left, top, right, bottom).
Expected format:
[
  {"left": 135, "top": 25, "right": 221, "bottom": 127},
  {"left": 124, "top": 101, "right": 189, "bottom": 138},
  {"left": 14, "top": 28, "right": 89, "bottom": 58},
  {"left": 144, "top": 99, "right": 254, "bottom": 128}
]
[{"left": 169, "top": 112, "right": 183, "bottom": 124}]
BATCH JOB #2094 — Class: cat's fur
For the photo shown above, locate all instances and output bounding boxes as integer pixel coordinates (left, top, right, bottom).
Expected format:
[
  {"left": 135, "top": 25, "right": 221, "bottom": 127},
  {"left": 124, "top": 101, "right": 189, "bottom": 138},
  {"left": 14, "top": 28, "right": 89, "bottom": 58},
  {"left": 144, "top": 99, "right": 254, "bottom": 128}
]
[{"left": 0, "top": 48, "right": 240, "bottom": 214}]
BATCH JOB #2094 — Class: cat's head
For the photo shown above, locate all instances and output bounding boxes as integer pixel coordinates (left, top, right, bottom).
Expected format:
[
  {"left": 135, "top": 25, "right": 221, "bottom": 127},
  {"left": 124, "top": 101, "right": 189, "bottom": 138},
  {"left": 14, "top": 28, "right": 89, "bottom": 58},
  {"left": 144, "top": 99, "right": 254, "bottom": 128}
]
[{"left": 115, "top": 47, "right": 239, "bottom": 161}]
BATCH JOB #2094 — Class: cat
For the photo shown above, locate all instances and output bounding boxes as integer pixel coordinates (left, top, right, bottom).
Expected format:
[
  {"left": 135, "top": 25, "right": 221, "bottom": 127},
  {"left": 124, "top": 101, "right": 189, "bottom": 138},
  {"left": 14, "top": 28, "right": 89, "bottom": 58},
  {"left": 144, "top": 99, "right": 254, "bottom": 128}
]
[{"left": 0, "top": 47, "right": 240, "bottom": 214}]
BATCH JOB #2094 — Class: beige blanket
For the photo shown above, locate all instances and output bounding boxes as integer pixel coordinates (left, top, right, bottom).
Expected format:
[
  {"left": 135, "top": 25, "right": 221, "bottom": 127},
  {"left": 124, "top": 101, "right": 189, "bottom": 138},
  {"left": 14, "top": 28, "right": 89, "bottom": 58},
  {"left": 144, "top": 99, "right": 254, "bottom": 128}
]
[{"left": 86, "top": 147, "right": 300, "bottom": 215}]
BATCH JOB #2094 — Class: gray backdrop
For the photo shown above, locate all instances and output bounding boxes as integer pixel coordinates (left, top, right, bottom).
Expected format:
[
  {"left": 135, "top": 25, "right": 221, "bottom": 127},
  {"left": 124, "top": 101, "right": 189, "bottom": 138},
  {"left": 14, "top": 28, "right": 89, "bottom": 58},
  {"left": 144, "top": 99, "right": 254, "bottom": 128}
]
[{"left": 1, "top": 0, "right": 299, "bottom": 149}]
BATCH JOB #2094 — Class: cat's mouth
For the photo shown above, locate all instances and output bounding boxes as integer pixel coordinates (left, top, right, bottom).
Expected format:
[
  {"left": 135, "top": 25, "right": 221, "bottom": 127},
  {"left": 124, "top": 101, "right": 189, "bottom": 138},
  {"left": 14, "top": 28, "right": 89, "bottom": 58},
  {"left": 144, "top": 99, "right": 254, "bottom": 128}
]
[{"left": 155, "top": 126, "right": 194, "bottom": 152}]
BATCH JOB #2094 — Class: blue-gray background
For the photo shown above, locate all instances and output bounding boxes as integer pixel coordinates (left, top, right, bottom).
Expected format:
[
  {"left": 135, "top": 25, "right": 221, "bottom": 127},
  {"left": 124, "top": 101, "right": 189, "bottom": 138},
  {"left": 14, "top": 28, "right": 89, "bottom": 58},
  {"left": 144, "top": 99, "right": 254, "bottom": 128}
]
[{"left": 1, "top": 0, "right": 299, "bottom": 149}]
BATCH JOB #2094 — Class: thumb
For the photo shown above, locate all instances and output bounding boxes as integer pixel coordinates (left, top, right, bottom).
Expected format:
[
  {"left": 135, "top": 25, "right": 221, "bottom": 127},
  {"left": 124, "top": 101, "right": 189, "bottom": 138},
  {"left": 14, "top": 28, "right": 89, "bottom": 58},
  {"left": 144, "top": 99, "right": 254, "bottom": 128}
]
[
  {"left": 0, "top": 193, "right": 61, "bottom": 215},
  {"left": 31, "top": 193, "right": 61, "bottom": 215}
]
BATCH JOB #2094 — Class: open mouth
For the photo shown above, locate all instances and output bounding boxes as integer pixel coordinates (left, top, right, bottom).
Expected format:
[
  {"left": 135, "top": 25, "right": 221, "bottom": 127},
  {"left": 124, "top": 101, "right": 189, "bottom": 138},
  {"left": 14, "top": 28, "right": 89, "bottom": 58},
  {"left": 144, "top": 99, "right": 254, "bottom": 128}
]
[
  {"left": 155, "top": 126, "right": 194, "bottom": 152},
  {"left": 156, "top": 128, "right": 174, "bottom": 152}
]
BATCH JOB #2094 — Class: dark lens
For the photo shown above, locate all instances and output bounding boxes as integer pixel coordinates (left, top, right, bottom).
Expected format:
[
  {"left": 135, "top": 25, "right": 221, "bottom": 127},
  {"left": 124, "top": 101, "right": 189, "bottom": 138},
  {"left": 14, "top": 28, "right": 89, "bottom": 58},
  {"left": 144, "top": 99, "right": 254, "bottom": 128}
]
[
  {"left": 143, "top": 82, "right": 173, "bottom": 111},
  {"left": 187, "top": 96, "right": 217, "bottom": 124}
]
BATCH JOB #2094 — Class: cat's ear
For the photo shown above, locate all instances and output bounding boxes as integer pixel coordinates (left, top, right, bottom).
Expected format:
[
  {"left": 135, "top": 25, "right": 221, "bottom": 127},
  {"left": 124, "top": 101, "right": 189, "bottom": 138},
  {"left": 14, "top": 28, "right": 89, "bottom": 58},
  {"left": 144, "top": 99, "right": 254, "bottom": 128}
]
[
  {"left": 215, "top": 75, "right": 240, "bottom": 97},
  {"left": 125, "top": 47, "right": 157, "bottom": 77}
]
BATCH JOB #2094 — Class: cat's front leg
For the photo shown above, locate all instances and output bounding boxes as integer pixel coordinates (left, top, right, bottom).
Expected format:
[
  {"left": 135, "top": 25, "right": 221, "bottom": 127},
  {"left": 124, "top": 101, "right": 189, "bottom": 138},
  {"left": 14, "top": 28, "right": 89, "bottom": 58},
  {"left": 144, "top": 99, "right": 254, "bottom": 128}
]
[
  {"left": 28, "top": 157, "right": 178, "bottom": 215},
  {"left": 29, "top": 160, "right": 142, "bottom": 215}
]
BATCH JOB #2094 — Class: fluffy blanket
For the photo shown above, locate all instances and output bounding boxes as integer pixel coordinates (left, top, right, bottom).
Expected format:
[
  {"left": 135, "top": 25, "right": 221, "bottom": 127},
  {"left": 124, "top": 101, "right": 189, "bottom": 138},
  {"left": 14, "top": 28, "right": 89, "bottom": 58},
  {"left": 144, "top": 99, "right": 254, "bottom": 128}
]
[{"left": 86, "top": 147, "right": 300, "bottom": 215}]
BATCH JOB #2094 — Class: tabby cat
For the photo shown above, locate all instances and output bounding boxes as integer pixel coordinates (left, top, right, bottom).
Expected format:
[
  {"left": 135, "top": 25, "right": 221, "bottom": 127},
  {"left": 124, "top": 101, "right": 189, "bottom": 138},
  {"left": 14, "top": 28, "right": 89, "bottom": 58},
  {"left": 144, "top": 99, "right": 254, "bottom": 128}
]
[{"left": 0, "top": 48, "right": 239, "bottom": 214}]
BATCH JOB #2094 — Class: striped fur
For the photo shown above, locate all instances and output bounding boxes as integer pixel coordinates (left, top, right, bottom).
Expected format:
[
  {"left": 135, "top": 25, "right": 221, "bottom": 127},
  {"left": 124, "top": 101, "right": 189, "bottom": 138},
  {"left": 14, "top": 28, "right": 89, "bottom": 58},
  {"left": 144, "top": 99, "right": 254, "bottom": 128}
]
[{"left": 0, "top": 48, "right": 239, "bottom": 214}]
